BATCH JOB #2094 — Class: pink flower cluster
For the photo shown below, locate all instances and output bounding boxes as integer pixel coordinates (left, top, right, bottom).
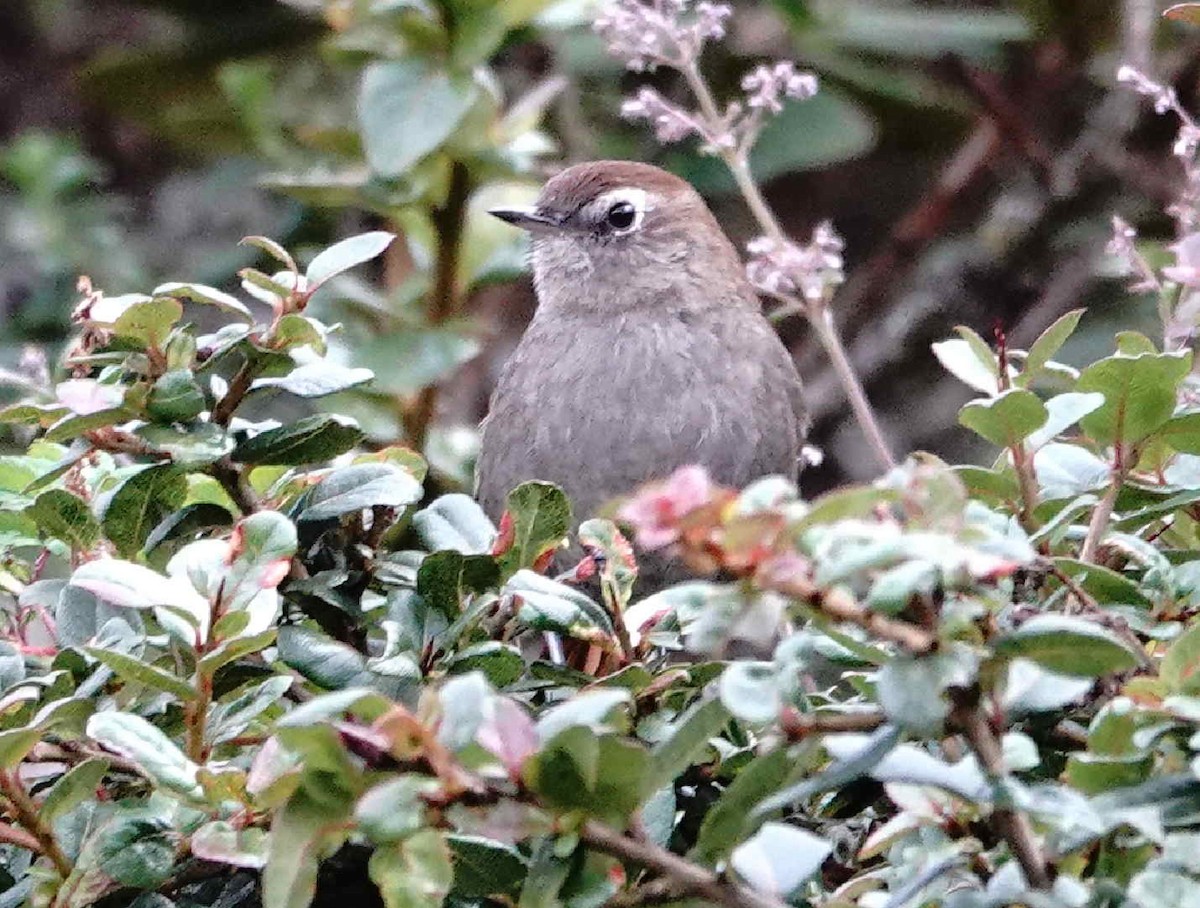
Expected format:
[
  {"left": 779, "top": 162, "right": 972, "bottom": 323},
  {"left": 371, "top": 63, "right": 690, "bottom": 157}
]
[
  {"left": 594, "top": 0, "right": 731, "bottom": 72},
  {"left": 742, "top": 62, "right": 818, "bottom": 114},
  {"left": 746, "top": 221, "right": 845, "bottom": 304}
]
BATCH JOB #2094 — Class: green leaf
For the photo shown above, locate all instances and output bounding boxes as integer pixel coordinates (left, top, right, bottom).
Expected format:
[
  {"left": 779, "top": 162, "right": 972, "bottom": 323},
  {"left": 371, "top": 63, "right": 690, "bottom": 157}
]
[
  {"left": 144, "top": 502, "right": 234, "bottom": 553},
  {"left": 264, "top": 789, "right": 351, "bottom": 908},
  {"left": 83, "top": 647, "right": 197, "bottom": 701},
  {"left": 691, "top": 747, "right": 798, "bottom": 863},
  {"left": 154, "top": 281, "right": 254, "bottom": 321},
  {"left": 27, "top": 489, "right": 100, "bottom": 550},
  {"left": 45, "top": 407, "right": 131, "bottom": 442},
  {"left": 358, "top": 329, "right": 482, "bottom": 397},
  {"left": 276, "top": 624, "right": 366, "bottom": 690},
  {"left": 305, "top": 231, "right": 395, "bottom": 288},
  {"left": 1026, "top": 392, "right": 1105, "bottom": 449},
  {"left": 1077, "top": 351, "right": 1192, "bottom": 447},
  {"left": 932, "top": 338, "right": 999, "bottom": 394},
  {"left": 355, "top": 776, "right": 438, "bottom": 844},
  {"left": 959, "top": 389, "right": 1047, "bottom": 448},
  {"left": 1025, "top": 308, "right": 1085, "bottom": 376},
  {"left": 1163, "top": 623, "right": 1200, "bottom": 694},
  {"left": 234, "top": 415, "right": 364, "bottom": 466},
  {"left": 136, "top": 423, "right": 235, "bottom": 468},
  {"left": 359, "top": 60, "right": 479, "bottom": 177},
  {"left": 416, "top": 550, "right": 499, "bottom": 619},
  {"left": 523, "top": 727, "right": 649, "bottom": 823},
  {"left": 496, "top": 482, "right": 571, "bottom": 578},
  {"left": 1033, "top": 443, "right": 1110, "bottom": 499},
  {"left": 445, "top": 641, "right": 524, "bottom": 687},
  {"left": 0, "top": 728, "right": 42, "bottom": 768},
  {"left": 504, "top": 570, "right": 614, "bottom": 641},
  {"left": 369, "top": 829, "right": 455, "bottom": 908},
  {"left": 113, "top": 298, "right": 183, "bottom": 349},
  {"left": 70, "top": 558, "right": 205, "bottom": 612},
  {"left": 877, "top": 650, "right": 977, "bottom": 735},
  {"left": 412, "top": 494, "right": 495, "bottom": 554},
  {"left": 994, "top": 615, "right": 1142, "bottom": 676},
  {"left": 446, "top": 835, "right": 528, "bottom": 898},
  {"left": 240, "top": 235, "right": 298, "bottom": 271},
  {"left": 252, "top": 362, "right": 374, "bottom": 398},
  {"left": 718, "top": 661, "right": 780, "bottom": 724},
  {"left": 299, "top": 463, "right": 422, "bottom": 521},
  {"left": 1159, "top": 411, "right": 1200, "bottom": 455},
  {"left": 536, "top": 689, "right": 631, "bottom": 741},
  {"left": 102, "top": 464, "right": 187, "bottom": 557},
  {"left": 645, "top": 698, "right": 729, "bottom": 794},
  {"left": 86, "top": 711, "right": 202, "bottom": 798},
  {"left": 94, "top": 815, "right": 176, "bottom": 888},
  {"left": 190, "top": 821, "right": 268, "bottom": 869},
  {"left": 207, "top": 675, "right": 294, "bottom": 744},
  {"left": 867, "top": 559, "right": 938, "bottom": 614},
  {"left": 730, "top": 822, "right": 831, "bottom": 898},
  {"left": 41, "top": 758, "right": 109, "bottom": 822},
  {"left": 145, "top": 370, "right": 205, "bottom": 423}
]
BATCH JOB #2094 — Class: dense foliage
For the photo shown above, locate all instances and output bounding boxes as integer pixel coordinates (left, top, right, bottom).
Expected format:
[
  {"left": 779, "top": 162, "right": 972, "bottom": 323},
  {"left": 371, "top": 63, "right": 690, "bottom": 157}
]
[
  {"left": 0, "top": 210, "right": 1198, "bottom": 907},
  {"left": 5, "top": 2, "right": 1200, "bottom": 908}
]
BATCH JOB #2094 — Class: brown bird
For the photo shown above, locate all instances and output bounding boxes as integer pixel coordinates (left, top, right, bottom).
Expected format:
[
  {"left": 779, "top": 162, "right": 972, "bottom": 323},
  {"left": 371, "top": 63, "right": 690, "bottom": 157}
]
[{"left": 478, "top": 160, "right": 806, "bottom": 582}]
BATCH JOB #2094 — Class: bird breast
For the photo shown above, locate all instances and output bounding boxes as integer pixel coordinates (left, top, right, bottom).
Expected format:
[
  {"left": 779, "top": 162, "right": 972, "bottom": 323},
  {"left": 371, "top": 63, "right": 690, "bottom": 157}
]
[{"left": 476, "top": 304, "right": 799, "bottom": 523}]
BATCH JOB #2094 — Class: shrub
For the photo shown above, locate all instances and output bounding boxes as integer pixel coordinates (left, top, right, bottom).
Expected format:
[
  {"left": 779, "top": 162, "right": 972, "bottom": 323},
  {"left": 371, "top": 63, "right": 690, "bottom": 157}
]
[{"left": 6, "top": 4, "right": 1200, "bottom": 908}]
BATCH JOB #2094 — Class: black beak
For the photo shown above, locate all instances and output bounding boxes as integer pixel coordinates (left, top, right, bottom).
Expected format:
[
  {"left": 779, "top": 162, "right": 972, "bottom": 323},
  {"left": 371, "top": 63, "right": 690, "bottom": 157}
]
[{"left": 488, "top": 206, "right": 562, "bottom": 232}]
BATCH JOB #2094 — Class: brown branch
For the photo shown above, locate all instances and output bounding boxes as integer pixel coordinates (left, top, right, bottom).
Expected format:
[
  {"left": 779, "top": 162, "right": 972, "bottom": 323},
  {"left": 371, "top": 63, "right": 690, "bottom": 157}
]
[
  {"left": 1079, "top": 469, "right": 1123, "bottom": 564},
  {"left": 0, "top": 820, "right": 42, "bottom": 853},
  {"left": 949, "top": 688, "right": 1051, "bottom": 890},
  {"left": 580, "top": 820, "right": 789, "bottom": 908},
  {"left": 405, "top": 160, "right": 472, "bottom": 451},
  {"left": 211, "top": 459, "right": 259, "bottom": 516},
  {"left": 759, "top": 566, "right": 936, "bottom": 654},
  {"left": 779, "top": 707, "right": 886, "bottom": 741},
  {"left": 211, "top": 356, "right": 258, "bottom": 428},
  {"left": 0, "top": 769, "right": 71, "bottom": 877}
]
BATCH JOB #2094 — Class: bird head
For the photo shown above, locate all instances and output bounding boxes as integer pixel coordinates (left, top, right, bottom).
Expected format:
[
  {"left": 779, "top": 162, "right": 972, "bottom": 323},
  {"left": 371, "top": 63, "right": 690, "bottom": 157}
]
[{"left": 489, "top": 160, "right": 746, "bottom": 315}]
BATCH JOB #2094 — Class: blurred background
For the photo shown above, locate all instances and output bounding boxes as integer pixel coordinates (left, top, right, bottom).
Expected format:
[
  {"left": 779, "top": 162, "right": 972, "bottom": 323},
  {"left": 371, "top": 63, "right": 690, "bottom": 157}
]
[{"left": 0, "top": 0, "right": 1190, "bottom": 492}]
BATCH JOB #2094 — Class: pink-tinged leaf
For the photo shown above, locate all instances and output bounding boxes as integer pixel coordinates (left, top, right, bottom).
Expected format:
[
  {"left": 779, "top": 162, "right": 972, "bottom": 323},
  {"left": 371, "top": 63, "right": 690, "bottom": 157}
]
[
  {"left": 476, "top": 697, "right": 538, "bottom": 777},
  {"left": 618, "top": 465, "right": 715, "bottom": 550},
  {"left": 56, "top": 379, "right": 124, "bottom": 416},
  {"left": 259, "top": 558, "right": 291, "bottom": 589},
  {"left": 1166, "top": 3, "right": 1200, "bottom": 24},
  {"left": 191, "top": 821, "right": 268, "bottom": 869}
]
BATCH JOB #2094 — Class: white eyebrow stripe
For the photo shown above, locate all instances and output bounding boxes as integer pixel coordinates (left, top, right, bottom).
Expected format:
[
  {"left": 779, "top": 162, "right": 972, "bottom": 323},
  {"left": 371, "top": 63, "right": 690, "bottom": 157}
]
[{"left": 595, "top": 187, "right": 651, "bottom": 231}]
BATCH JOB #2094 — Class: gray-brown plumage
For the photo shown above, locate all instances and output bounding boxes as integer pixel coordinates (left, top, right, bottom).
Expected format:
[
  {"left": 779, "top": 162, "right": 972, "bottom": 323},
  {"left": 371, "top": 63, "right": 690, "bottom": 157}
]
[{"left": 477, "top": 161, "right": 806, "bottom": 579}]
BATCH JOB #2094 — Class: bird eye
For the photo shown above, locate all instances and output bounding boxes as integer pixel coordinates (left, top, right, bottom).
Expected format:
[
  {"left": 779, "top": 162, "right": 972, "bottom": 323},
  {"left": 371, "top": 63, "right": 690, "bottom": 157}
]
[{"left": 606, "top": 201, "right": 637, "bottom": 231}]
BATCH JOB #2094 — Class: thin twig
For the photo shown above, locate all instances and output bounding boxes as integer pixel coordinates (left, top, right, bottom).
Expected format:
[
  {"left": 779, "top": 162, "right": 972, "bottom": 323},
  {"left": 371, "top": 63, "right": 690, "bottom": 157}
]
[
  {"left": 0, "top": 769, "right": 71, "bottom": 877},
  {"left": 949, "top": 688, "right": 1051, "bottom": 890},
  {"left": 211, "top": 459, "right": 259, "bottom": 516},
  {"left": 678, "top": 61, "right": 895, "bottom": 470},
  {"left": 211, "top": 356, "right": 258, "bottom": 428},
  {"left": 779, "top": 707, "right": 887, "bottom": 741},
  {"left": 760, "top": 568, "right": 936, "bottom": 654},
  {"left": 580, "top": 820, "right": 789, "bottom": 908},
  {"left": 1079, "top": 472, "right": 1122, "bottom": 564},
  {"left": 809, "top": 308, "right": 896, "bottom": 469}
]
